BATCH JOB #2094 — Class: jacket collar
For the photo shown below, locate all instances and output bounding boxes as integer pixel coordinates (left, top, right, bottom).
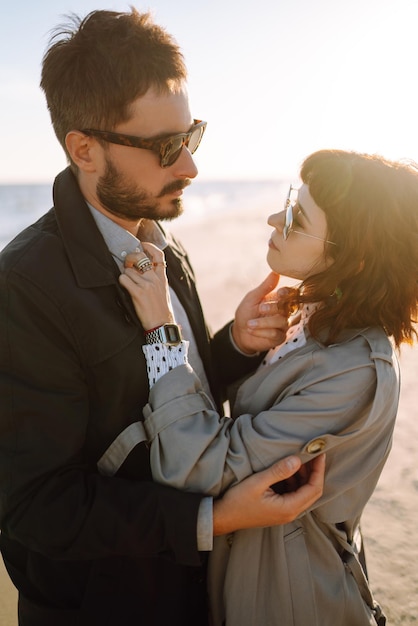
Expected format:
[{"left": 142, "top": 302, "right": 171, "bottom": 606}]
[
  {"left": 88, "top": 203, "right": 169, "bottom": 272},
  {"left": 316, "top": 326, "right": 389, "bottom": 350},
  {"left": 53, "top": 167, "right": 119, "bottom": 288}
]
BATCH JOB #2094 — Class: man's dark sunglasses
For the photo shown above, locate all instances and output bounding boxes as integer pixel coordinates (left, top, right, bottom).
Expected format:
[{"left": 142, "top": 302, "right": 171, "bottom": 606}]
[{"left": 80, "top": 119, "right": 207, "bottom": 168}]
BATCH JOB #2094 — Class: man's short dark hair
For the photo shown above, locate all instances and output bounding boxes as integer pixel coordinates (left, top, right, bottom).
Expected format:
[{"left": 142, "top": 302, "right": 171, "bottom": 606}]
[{"left": 40, "top": 9, "right": 187, "bottom": 162}]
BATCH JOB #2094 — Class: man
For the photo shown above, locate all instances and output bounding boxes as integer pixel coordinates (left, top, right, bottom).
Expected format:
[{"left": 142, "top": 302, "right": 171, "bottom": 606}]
[{"left": 0, "top": 9, "right": 324, "bottom": 626}]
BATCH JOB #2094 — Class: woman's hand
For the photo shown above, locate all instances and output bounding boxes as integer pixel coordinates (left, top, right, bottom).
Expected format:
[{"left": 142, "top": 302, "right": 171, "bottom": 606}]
[
  {"left": 119, "top": 243, "right": 174, "bottom": 330},
  {"left": 232, "top": 272, "right": 295, "bottom": 354}
]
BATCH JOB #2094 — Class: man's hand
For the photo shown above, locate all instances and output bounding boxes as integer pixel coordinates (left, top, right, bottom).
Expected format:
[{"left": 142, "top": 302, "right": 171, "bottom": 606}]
[
  {"left": 232, "top": 273, "right": 291, "bottom": 354},
  {"left": 212, "top": 454, "right": 325, "bottom": 535}
]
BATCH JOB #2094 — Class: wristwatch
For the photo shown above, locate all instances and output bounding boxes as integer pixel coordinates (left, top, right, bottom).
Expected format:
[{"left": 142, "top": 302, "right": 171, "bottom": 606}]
[{"left": 145, "top": 323, "right": 182, "bottom": 346}]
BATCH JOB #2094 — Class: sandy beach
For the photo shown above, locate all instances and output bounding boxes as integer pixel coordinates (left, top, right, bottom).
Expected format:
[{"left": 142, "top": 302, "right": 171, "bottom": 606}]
[{"left": 0, "top": 205, "right": 417, "bottom": 624}]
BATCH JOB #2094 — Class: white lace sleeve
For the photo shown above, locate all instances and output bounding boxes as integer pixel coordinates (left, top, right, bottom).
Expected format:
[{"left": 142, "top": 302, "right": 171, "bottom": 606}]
[{"left": 142, "top": 341, "right": 189, "bottom": 388}]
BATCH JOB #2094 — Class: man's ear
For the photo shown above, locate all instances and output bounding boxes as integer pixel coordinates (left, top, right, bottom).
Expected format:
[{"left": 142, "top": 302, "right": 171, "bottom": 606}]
[{"left": 65, "top": 131, "right": 99, "bottom": 173}]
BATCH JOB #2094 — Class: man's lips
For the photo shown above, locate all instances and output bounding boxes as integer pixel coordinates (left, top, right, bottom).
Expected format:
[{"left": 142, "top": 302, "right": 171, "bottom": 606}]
[{"left": 168, "top": 188, "right": 183, "bottom": 197}]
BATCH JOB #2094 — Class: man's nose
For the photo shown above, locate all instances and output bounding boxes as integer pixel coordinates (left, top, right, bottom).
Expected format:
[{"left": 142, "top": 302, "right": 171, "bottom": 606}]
[{"left": 171, "top": 146, "right": 198, "bottom": 179}]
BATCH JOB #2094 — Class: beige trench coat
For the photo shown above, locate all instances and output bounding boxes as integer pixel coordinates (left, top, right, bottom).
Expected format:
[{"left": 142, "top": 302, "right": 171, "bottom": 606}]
[{"left": 141, "top": 326, "right": 398, "bottom": 625}]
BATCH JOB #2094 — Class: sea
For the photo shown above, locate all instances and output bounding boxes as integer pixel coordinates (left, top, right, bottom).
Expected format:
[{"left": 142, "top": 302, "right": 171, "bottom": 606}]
[{"left": 0, "top": 179, "right": 288, "bottom": 251}]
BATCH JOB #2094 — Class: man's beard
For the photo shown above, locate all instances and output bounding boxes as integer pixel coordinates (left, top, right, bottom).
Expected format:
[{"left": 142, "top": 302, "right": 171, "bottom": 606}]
[{"left": 96, "top": 158, "right": 191, "bottom": 222}]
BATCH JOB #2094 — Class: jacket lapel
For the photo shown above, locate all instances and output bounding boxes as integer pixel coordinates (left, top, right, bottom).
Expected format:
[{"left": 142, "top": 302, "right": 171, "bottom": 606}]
[{"left": 53, "top": 167, "right": 119, "bottom": 288}]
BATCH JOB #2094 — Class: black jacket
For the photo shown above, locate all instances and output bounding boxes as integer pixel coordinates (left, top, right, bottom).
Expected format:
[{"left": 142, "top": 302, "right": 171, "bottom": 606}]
[{"left": 0, "top": 168, "right": 261, "bottom": 626}]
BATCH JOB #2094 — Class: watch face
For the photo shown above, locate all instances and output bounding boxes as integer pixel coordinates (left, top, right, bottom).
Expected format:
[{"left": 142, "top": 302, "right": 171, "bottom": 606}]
[{"left": 163, "top": 324, "right": 181, "bottom": 343}]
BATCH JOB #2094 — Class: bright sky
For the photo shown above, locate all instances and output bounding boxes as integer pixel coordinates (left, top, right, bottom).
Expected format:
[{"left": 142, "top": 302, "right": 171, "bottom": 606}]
[{"left": 1, "top": 0, "right": 418, "bottom": 183}]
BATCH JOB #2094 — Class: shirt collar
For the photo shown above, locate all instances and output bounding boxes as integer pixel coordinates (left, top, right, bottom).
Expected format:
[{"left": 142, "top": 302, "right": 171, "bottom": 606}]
[{"left": 87, "top": 203, "right": 167, "bottom": 268}]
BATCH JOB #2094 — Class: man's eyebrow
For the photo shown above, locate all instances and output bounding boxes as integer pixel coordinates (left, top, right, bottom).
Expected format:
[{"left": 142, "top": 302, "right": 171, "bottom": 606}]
[{"left": 296, "top": 201, "right": 312, "bottom": 224}]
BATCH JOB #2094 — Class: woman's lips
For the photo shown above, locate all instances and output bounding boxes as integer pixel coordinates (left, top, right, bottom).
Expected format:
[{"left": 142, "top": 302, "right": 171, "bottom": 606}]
[{"left": 268, "top": 237, "right": 279, "bottom": 251}]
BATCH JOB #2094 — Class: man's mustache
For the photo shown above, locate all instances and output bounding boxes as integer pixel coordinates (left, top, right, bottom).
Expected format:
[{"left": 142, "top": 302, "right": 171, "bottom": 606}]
[{"left": 158, "top": 179, "right": 192, "bottom": 197}]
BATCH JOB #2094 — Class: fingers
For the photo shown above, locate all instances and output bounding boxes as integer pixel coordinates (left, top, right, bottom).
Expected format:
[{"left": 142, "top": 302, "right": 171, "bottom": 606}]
[
  {"left": 259, "top": 286, "right": 299, "bottom": 318},
  {"left": 247, "top": 272, "right": 281, "bottom": 305},
  {"left": 246, "top": 284, "right": 299, "bottom": 344},
  {"left": 141, "top": 242, "right": 167, "bottom": 268},
  {"left": 244, "top": 312, "right": 288, "bottom": 352},
  {"left": 117, "top": 244, "right": 172, "bottom": 332},
  {"left": 269, "top": 453, "right": 326, "bottom": 510},
  {"left": 119, "top": 265, "right": 173, "bottom": 331},
  {"left": 118, "top": 244, "right": 168, "bottom": 298},
  {"left": 283, "top": 454, "right": 325, "bottom": 513},
  {"left": 124, "top": 243, "right": 166, "bottom": 270},
  {"left": 119, "top": 271, "right": 142, "bottom": 296},
  {"left": 306, "top": 453, "right": 326, "bottom": 491},
  {"left": 258, "top": 301, "right": 282, "bottom": 317},
  {"left": 248, "top": 312, "right": 288, "bottom": 334},
  {"left": 263, "top": 455, "right": 301, "bottom": 485}
]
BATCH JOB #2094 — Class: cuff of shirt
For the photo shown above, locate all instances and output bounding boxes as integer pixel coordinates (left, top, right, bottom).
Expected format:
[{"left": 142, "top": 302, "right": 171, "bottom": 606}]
[
  {"left": 228, "top": 323, "right": 260, "bottom": 357},
  {"left": 197, "top": 496, "right": 213, "bottom": 551},
  {"left": 142, "top": 340, "right": 189, "bottom": 388}
]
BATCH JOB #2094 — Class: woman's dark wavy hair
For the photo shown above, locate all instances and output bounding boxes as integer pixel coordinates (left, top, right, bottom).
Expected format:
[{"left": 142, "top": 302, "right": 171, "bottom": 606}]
[
  {"left": 292, "top": 149, "right": 418, "bottom": 347},
  {"left": 40, "top": 9, "right": 187, "bottom": 166}
]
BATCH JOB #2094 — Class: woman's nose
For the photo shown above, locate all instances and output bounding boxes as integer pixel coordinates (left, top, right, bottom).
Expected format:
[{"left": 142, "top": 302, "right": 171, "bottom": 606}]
[{"left": 268, "top": 210, "right": 286, "bottom": 232}]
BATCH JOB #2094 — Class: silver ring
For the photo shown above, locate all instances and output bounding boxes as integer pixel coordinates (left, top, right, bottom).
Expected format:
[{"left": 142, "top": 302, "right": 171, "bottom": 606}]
[{"left": 135, "top": 257, "right": 153, "bottom": 273}]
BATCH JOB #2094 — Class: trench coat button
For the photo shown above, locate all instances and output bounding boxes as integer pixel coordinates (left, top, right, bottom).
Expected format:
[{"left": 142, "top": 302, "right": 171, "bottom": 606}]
[{"left": 306, "top": 438, "right": 326, "bottom": 454}]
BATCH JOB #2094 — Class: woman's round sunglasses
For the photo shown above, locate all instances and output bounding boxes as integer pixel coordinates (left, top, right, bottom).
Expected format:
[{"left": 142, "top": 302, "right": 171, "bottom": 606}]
[
  {"left": 80, "top": 119, "right": 207, "bottom": 168},
  {"left": 283, "top": 185, "right": 337, "bottom": 245}
]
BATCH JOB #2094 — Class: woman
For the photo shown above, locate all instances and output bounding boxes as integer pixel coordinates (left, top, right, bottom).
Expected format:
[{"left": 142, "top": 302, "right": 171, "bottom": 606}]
[{"left": 118, "top": 150, "right": 418, "bottom": 625}]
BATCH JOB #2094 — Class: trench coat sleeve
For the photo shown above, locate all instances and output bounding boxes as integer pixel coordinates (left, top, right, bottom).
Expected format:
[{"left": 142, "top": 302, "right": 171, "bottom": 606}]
[
  {"left": 0, "top": 269, "right": 202, "bottom": 566},
  {"left": 143, "top": 336, "right": 396, "bottom": 514}
]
